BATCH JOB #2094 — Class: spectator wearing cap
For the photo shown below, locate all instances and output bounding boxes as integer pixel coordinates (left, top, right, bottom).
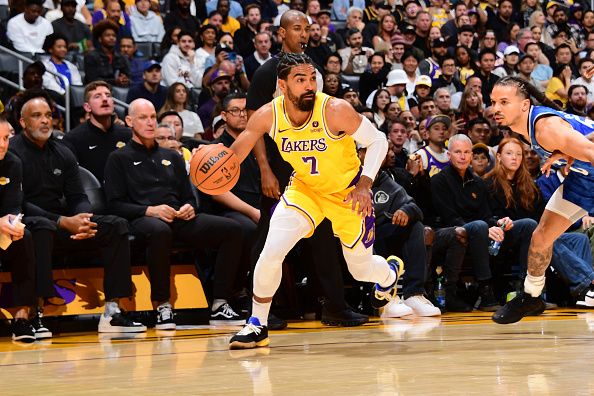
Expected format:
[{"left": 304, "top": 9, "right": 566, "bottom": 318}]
[
  {"left": 306, "top": 22, "right": 333, "bottom": 69},
  {"left": 342, "top": 87, "right": 362, "bottom": 109},
  {"left": 316, "top": 9, "right": 343, "bottom": 51},
  {"left": 413, "top": 10, "right": 432, "bottom": 59},
  {"left": 418, "top": 115, "right": 450, "bottom": 177},
  {"left": 233, "top": 4, "right": 261, "bottom": 57},
  {"left": 161, "top": 31, "right": 202, "bottom": 89},
  {"left": 130, "top": 0, "right": 165, "bottom": 43},
  {"left": 365, "top": 69, "right": 409, "bottom": 112},
  {"left": 120, "top": 36, "right": 145, "bottom": 86},
  {"left": 338, "top": 28, "right": 373, "bottom": 75},
  {"left": 336, "top": 6, "right": 365, "bottom": 44},
  {"left": 51, "top": 0, "right": 92, "bottom": 53},
  {"left": 471, "top": 143, "right": 491, "bottom": 177},
  {"left": 159, "top": 83, "right": 205, "bottom": 140},
  {"left": 408, "top": 75, "right": 432, "bottom": 118},
  {"left": 41, "top": 33, "right": 83, "bottom": 97},
  {"left": 126, "top": 60, "right": 168, "bottom": 111},
  {"left": 164, "top": 0, "right": 200, "bottom": 33},
  {"left": 431, "top": 133, "right": 502, "bottom": 312},
  {"left": 516, "top": 53, "right": 540, "bottom": 88},
  {"left": 419, "top": 37, "right": 448, "bottom": 84},
  {"left": 197, "top": 69, "right": 232, "bottom": 128},
  {"left": 245, "top": 32, "right": 273, "bottom": 81},
  {"left": 493, "top": 45, "right": 520, "bottom": 78},
  {"left": 84, "top": 20, "right": 131, "bottom": 87},
  {"left": 566, "top": 84, "right": 588, "bottom": 115},
  {"left": 359, "top": 52, "right": 391, "bottom": 105},
  {"left": 432, "top": 56, "right": 464, "bottom": 96},
  {"left": 7, "top": 0, "right": 53, "bottom": 55}
]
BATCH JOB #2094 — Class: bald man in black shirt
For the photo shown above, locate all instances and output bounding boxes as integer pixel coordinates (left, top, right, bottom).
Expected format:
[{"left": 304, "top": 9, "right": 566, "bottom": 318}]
[
  {"left": 104, "top": 99, "right": 246, "bottom": 328},
  {"left": 11, "top": 93, "right": 145, "bottom": 336}
]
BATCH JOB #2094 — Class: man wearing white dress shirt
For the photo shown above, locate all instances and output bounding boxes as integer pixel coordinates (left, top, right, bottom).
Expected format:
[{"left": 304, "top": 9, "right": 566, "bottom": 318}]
[{"left": 7, "top": 0, "right": 53, "bottom": 54}]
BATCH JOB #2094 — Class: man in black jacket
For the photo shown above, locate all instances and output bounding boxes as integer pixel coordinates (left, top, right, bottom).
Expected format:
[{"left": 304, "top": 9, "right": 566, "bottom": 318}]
[
  {"left": 104, "top": 99, "right": 246, "bottom": 328},
  {"left": 63, "top": 81, "right": 131, "bottom": 183},
  {"left": 12, "top": 91, "right": 145, "bottom": 336},
  {"left": 431, "top": 134, "right": 511, "bottom": 311},
  {"left": 0, "top": 117, "right": 37, "bottom": 342},
  {"left": 84, "top": 20, "right": 130, "bottom": 87},
  {"left": 361, "top": 146, "right": 441, "bottom": 317}
]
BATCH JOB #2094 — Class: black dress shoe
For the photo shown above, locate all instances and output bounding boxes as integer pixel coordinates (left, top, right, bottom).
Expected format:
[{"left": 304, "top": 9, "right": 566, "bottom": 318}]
[
  {"left": 321, "top": 306, "right": 369, "bottom": 327},
  {"left": 267, "top": 313, "right": 288, "bottom": 330}
]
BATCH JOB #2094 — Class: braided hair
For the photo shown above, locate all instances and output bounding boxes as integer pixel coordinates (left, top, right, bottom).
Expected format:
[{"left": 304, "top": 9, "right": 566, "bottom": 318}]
[
  {"left": 494, "top": 75, "right": 562, "bottom": 110},
  {"left": 277, "top": 52, "right": 315, "bottom": 80}
]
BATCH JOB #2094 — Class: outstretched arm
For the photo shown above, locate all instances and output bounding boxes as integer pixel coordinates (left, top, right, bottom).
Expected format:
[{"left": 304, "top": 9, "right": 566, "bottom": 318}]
[
  {"left": 536, "top": 117, "right": 594, "bottom": 165},
  {"left": 229, "top": 104, "right": 273, "bottom": 163}
]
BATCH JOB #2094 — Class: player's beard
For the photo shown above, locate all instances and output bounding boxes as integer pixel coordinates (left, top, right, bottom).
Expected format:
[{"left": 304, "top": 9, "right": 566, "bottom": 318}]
[{"left": 288, "top": 89, "right": 316, "bottom": 112}]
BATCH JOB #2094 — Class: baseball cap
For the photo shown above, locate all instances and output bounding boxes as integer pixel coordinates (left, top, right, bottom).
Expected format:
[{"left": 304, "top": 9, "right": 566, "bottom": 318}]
[
  {"left": 432, "top": 37, "right": 447, "bottom": 48},
  {"left": 402, "top": 24, "right": 416, "bottom": 35},
  {"left": 143, "top": 60, "right": 161, "bottom": 72},
  {"left": 211, "top": 115, "right": 225, "bottom": 131},
  {"left": 210, "top": 69, "right": 232, "bottom": 83},
  {"left": 215, "top": 44, "right": 233, "bottom": 56},
  {"left": 427, "top": 114, "right": 451, "bottom": 129},
  {"left": 415, "top": 75, "right": 432, "bottom": 88},
  {"left": 472, "top": 142, "right": 490, "bottom": 156},
  {"left": 503, "top": 45, "right": 520, "bottom": 56},
  {"left": 546, "top": 1, "right": 560, "bottom": 10},
  {"left": 317, "top": 9, "right": 332, "bottom": 17},
  {"left": 386, "top": 69, "right": 407, "bottom": 86}
]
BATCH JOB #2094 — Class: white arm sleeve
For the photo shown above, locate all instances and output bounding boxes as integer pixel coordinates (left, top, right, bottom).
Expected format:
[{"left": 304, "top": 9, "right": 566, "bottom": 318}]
[{"left": 351, "top": 116, "right": 388, "bottom": 180}]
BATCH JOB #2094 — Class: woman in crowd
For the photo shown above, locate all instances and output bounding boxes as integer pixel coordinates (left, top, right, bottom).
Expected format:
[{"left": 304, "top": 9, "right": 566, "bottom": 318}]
[
  {"left": 545, "top": 64, "right": 572, "bottom": 109},
  {"left": 371, "top": 89, "right": 391, "bottom": 127},
  {"left": 456, "top": 86, "right": 483, "bottom": 126},
  {"left": 372, "top": 14, "right": 398, "bottom": 53},
  {"left": 528, "top": 11, "right": 552, "bottom": 46},
  {"left": 159, "top": 83, "right": 205, "bottom": 140},
  {"left": 402, "top": 51, "right": 420, "bottom": 96},
  {"left": 323, "top": 72, "right": 342, "bottom": 97},
  {"left": 455, "top": 45, "right": 476, "bottom": 86},
  {"left": 520, "top": 0, "right": 541, "bottom": 28},
  {"left": 497, "top": 22, "right": 520, "bottom": 53},
  {"left": 161, "top": 26, "right": 182, "bottom": 54}
]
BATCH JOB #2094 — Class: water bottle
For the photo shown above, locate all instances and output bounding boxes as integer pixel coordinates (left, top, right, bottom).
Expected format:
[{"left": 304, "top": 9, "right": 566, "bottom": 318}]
[
  {"left": 434, "top": 266, "right": 446, "bottom": 309},
  {"left": 488, "top": 224, "right": 507, "bottom": 256}
]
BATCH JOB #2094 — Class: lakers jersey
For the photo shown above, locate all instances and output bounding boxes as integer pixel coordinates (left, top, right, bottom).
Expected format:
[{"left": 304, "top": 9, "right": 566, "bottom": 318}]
[{"left": 269, "top": 92, "right": 361, "bottom": 195}]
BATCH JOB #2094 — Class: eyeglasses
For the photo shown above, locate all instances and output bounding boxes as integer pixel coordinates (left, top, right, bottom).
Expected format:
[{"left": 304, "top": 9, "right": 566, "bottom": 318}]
[{"left": 226, "top": 108, "right": 247, "bottom": 116}]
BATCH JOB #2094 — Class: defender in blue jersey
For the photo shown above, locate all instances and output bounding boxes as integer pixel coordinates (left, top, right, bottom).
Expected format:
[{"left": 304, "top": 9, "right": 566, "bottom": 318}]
[{"left": 489, "top": 76, "right": 594, "bottom": 324}]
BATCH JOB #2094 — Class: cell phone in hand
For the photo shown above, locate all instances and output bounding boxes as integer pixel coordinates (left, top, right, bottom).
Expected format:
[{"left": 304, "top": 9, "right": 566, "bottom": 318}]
[{"left": 227, "top": 52, "right": 237, "bottom": 62}]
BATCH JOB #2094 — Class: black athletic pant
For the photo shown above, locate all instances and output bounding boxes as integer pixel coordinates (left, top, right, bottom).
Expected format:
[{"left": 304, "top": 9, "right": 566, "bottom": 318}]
[
  {"left": 1, "top": 228, "right": 36, "bottom": 307},
  {"left": 375, "top": 220, "right": 428, "bottom": 299},
  {"left": 26, "top": 215, "right": 132, "bottom": 301},
  {"left": 222, "top": 210, "right": 257, "bottom": 291},
  {"left": 130, "top": 214, "right": 243, "bottom": 302},
  {"left": 428, "top": 227, "right": 467, "bottom": 290},
  {"left": 252, "top": 195, "right": 347, "bottom": 312}
]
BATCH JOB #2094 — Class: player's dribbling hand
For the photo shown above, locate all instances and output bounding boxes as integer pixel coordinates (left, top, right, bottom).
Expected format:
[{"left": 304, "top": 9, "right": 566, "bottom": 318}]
[
  {"left": 541, "top": 150, "right": 574, "bottom": 177},
  {"left": 345, "top": 176, "right": 373, "bottom": 217}
]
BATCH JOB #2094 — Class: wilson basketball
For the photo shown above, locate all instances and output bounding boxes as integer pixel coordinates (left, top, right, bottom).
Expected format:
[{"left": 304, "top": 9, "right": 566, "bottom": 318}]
[{"left": 190, "top": 144, "right": 240, "bottom": 194}]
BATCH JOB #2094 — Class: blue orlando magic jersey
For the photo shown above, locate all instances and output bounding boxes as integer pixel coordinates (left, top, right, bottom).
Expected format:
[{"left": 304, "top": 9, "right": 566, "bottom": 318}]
[{"left": 529, "top": 105, "right": 594, "bottom": 212}]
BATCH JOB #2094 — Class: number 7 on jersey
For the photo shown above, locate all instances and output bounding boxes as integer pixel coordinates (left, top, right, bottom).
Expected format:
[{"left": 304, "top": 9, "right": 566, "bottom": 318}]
[{"left": 302, "top": 156, "right": 319, "bottom": 175}]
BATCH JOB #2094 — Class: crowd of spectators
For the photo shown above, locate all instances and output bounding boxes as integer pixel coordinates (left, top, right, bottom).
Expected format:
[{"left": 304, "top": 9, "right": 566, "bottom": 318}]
[{"left": 1, "top": 0, "right": 594, "bottom": 341}]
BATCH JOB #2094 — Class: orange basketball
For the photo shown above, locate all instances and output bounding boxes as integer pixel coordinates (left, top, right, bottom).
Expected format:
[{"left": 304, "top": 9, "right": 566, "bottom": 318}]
[{"left": 190, "top": 144, "right": 240, "bottom": 194}]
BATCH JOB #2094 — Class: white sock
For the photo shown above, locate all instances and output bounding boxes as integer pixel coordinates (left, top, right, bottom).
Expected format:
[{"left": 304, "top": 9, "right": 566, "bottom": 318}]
[
  {"left": 252, "top": 299, "right": 271, "bottom": 326},
  {"left": 104, "top": 301, "right": 120, "bottom": 317},
  {"left": 212, "top": 299, "right": 226, "bottom": 311},
  {"left": 524, "top": 274, "right": 545, "bottom": 298}
]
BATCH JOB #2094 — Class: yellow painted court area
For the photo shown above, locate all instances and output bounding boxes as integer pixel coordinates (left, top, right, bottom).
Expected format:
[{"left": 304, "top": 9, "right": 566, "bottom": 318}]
[{"left": 1, "top": 309, "right": 594, "bottom": 395}]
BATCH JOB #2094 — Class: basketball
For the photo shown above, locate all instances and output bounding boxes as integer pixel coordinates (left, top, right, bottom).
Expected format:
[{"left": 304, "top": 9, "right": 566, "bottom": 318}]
[{"left": 190, "top": 144, "right": 240, "bottom": 194}]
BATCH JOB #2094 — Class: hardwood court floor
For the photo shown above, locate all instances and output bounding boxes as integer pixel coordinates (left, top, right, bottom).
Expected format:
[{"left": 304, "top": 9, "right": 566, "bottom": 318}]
[{"left": 2, "top": 310, "right": 594, "bottom": 395}]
